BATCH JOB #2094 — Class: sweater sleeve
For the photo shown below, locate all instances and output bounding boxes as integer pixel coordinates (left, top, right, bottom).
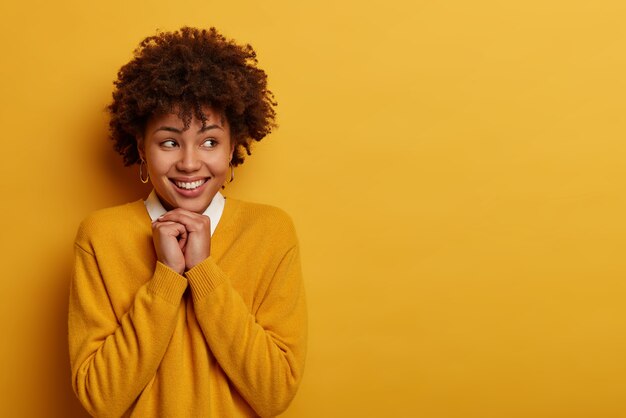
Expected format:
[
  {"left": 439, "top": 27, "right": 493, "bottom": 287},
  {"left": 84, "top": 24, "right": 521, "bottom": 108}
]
[
  {"left": 68, "top": 243, "right": 188, "bottom": 418},
  {"left": 185, "top": 245, "right": 307, "bottom": 417}
]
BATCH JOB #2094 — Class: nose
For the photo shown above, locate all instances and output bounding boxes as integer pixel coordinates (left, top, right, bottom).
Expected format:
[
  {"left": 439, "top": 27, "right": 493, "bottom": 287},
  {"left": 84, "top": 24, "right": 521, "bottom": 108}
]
[{"left": 176, "top": 147, "right": 202, "bottom": 172}]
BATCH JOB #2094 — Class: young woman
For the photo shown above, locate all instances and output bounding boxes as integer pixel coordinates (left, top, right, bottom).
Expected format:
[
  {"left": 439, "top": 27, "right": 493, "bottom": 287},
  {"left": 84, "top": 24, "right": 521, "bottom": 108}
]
[{"left": 68, "top": 27, "right": 307, "bottom": 417}]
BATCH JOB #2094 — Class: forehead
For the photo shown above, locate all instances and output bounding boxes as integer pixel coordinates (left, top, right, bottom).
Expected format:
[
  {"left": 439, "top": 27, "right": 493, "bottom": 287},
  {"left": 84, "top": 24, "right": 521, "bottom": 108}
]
[{"left": 147, "top": 106, "right": 226, "bottom": 129}]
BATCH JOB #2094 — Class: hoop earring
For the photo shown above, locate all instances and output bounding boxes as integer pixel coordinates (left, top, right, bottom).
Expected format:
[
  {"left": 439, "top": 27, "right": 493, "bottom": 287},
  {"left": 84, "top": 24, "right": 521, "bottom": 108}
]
[
  {"left": 139, "top": 159, "right": 150, "bottom": 184},
  {"left": 229, "top": 163, "right": 235, "bottom": 183}
]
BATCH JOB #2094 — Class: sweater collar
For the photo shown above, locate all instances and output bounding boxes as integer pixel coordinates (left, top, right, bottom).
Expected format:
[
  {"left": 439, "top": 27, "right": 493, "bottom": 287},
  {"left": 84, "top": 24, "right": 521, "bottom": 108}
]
[{"left": 144, "top": 190, "right": 225, "bottom": 237}]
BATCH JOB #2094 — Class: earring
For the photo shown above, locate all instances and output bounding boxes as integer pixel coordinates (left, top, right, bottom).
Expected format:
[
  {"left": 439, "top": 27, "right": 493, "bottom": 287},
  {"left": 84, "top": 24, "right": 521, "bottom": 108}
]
[{"left": 139, "top": 159, "right": 150, "bottom": 184}]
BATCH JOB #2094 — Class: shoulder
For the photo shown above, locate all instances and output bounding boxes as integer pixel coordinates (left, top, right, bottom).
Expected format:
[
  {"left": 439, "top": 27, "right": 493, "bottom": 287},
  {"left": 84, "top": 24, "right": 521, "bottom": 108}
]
[
  {"left": 235, "top": 199, "right": 295, "bottom": 227},
  {"left": 75, "top": 200, "right": 149, "bottom": 252},
  {"left": 225, "top": 198, "right": 299, "bottom": 246}
]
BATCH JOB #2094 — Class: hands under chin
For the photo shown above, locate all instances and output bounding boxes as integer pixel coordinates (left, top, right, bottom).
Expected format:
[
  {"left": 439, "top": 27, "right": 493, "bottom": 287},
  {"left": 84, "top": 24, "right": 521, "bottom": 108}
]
[{"left": 151, "top": 209, "right": 212, "bottom": 275}]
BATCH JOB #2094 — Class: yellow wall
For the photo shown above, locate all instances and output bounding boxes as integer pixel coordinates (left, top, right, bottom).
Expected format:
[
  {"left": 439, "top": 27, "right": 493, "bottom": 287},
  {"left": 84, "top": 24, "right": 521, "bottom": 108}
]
[{"left": 1, "top": 1, "right": 626, "bottom": 417}]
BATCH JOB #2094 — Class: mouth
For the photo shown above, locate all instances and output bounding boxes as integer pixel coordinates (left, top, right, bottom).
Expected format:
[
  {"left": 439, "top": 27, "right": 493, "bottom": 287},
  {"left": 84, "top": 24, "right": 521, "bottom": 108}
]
[{"left": 170, "top": 177, "right": 210, "bottom": 191}]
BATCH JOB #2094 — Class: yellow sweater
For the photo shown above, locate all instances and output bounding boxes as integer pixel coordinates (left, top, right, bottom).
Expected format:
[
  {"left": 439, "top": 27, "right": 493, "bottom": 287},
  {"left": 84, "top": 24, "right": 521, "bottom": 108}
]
[{"left": 68, "top": 198, "right": 307, "bottom": 417}]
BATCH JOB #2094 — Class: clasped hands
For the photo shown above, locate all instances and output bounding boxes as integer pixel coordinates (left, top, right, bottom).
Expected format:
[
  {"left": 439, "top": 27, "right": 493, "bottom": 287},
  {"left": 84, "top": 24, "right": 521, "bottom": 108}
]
[{"left": 152, "top": 208, "right": 211, "bottom": 275}]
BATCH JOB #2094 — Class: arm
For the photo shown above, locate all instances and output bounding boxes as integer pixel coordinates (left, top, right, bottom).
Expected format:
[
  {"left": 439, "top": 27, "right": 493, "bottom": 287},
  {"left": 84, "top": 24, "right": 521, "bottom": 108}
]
[
  {"left": 185, "top": 245, "right": 307, "bottom": 417},
  {"left": 68, "top": 244, "right": 187, "bottom": 418}
]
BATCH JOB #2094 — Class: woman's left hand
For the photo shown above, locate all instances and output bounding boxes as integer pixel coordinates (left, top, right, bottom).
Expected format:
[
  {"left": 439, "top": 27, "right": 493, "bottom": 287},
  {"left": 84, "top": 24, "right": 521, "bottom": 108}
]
[{"left": 157, "top": 209, "right": 212, "bottom": 271}]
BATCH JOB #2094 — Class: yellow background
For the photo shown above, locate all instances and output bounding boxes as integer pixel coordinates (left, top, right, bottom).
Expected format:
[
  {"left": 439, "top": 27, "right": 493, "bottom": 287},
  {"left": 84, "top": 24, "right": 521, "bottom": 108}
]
[{"left": 1, "top": 0, "right": 626, "bottom": 417}]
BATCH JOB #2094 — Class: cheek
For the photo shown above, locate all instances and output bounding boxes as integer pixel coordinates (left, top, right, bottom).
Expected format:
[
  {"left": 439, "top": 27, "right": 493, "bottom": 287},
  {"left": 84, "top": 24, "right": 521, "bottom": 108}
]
[
  {"left": 207, "top": 152, "right": 231, "bottom": 175},
  {"left": 146, "top": 151, "right": 172, "bottom": 175},
  {"left": 210, "top": 161, "right": 230, "bottom": 177}
]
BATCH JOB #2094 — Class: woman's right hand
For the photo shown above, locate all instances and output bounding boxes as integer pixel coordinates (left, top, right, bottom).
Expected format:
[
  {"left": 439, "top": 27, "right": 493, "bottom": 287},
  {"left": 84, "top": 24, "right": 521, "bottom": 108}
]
[{"left": 151, "top": 220, "right": 187, "bottom": 275}]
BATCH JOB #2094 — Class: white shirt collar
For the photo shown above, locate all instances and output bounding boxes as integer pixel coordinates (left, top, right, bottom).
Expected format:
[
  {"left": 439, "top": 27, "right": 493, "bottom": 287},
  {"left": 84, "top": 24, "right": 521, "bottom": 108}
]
[{"left": 144, "top": 190, "right": 225, "bottom": 236}]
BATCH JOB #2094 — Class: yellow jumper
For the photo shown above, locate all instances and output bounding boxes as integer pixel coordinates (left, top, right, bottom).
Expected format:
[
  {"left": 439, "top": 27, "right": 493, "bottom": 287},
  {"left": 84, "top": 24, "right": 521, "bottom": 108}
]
[{"left": 69, "top": 198, "right": 307, "bottom": 417}]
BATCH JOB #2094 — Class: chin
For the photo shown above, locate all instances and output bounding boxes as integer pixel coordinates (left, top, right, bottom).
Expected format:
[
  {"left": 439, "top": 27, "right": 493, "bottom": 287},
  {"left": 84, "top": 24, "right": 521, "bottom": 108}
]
[
  {"left": 182, "top": 201, "right": 212, "bottom": 213},
  {"left": 169, "top": 195, "right": 213, "bottom": 212}
]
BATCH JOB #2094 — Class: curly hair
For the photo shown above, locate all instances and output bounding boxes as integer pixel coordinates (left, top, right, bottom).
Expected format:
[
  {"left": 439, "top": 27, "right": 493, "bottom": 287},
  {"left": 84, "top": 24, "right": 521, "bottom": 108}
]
[{"left": 107, "top": 27, "right": 277, "bottom": 166}]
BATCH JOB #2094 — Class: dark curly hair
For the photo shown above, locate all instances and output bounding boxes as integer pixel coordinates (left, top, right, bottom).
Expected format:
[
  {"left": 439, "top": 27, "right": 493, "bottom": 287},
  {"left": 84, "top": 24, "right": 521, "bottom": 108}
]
[{"left": 107, "top": 27, "right": 277, "bottom": 166}]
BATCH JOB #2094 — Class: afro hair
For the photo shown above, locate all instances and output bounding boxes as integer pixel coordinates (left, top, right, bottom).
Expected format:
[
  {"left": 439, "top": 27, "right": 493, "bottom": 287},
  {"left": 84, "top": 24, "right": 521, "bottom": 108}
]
[{"left": 107, "top": 27, "right": 277, "bottom": 166}]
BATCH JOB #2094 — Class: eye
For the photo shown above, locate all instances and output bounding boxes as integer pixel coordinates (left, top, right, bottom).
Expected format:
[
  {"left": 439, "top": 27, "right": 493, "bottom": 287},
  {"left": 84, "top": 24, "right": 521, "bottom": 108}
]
[
  {"left": 202, "top": 138, "right": 217, "bottom": 148},
  {"left": 161, "top": 139, "right": 177, "bottom": 148}
]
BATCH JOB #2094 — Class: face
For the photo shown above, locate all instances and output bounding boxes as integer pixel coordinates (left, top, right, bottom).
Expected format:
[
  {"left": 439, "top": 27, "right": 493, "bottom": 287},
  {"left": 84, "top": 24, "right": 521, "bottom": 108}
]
[{"left": 139, "top": 107, "right": 234, "bottom": 213}]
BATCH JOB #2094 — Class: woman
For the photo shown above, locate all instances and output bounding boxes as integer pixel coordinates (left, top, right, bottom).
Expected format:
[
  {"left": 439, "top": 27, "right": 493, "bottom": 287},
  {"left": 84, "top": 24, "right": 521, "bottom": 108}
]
[{"left": 68, "top": 27, "right": 307, "bottom": 418}]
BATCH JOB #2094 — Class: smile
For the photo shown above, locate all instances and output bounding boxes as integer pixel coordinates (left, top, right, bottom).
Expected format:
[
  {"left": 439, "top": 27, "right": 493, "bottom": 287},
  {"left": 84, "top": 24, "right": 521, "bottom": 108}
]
[{"left": 171, "top": 178, "right": 208, "bottom": 190}]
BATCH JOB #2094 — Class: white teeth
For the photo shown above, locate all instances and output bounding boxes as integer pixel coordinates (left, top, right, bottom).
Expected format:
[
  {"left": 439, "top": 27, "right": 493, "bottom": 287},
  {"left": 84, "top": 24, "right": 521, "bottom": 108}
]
[{"left": 175, "top": 179, "right": 205, "bottom": 190}]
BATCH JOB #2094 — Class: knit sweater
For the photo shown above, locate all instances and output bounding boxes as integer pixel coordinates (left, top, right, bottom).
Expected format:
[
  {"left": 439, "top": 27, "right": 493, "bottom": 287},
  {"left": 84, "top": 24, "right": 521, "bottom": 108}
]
[{"left": 68, "top": 198, "right": 307, "bottom": 418}]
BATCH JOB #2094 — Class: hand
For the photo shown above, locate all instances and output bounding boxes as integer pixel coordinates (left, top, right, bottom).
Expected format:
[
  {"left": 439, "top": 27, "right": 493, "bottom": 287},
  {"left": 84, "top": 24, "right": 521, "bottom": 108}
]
[
  {"left": 157, "top": 209, "right": 211, "bottom": 271},
  {"left": 151, "top": 219, "right": 187, "bottom": 275}
]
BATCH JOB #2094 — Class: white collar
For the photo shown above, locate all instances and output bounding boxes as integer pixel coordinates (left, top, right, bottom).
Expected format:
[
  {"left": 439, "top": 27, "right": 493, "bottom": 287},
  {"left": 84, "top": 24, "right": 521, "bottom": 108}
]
[{"left": 144, "top": 190, "right": 225, "bottom": 236}]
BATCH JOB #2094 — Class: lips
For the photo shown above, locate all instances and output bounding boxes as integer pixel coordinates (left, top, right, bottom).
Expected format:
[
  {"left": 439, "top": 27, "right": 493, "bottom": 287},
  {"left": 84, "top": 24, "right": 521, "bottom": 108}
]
[{"left": 170, "top": 177, "right": 209, "bottom": 191}]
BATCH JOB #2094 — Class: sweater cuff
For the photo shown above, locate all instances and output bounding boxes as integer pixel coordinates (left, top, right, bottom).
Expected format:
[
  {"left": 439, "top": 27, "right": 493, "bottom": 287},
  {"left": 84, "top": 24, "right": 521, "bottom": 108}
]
[
  {"left": 185, "top": 257, "right": 227, "bottom": 304},
  {"left": 147, "top": 261, "right": 188, "bottom": 305}
]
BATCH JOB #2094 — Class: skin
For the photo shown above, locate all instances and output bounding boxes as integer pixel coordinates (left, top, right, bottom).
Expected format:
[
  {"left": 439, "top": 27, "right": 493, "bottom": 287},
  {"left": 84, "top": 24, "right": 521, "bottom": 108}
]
[{"left": 138, "top": 107, "right": 234, "bottom": 274}]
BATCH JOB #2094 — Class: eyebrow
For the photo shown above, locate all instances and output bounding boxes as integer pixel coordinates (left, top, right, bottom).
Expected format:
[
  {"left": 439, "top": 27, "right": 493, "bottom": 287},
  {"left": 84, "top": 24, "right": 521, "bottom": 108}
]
[
  {"left": 199, "top": 124, "right": 223, "bottom": 133},
  {"left": 153, "top": 124, "right": 223, "bottom": 134}
]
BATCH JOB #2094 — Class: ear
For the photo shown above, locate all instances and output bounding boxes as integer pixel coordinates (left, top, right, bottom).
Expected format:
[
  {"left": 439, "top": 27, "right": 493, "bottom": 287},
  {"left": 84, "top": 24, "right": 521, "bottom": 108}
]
[
  {"left": 229, "top": 140, "right": 235, "bottom": 163},
  {"left": 136, "top": 135, "right": 145, "bottom": 161}
]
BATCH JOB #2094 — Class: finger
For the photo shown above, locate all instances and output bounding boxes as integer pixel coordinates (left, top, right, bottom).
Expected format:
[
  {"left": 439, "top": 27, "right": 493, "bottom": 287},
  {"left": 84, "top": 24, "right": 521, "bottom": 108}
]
[
  {"left": 178, "top": 234, "right": 187, "bottom": 250},
  {"left": 152, "top": 220, "right": 184, "bottom": 231},
  {"left": 153, "top": 220, "right": 188, "bottom": 239},
  {"left": 159, "top": 211, "right": 210, "bottom": 232},
  {"left": 159, "top": 210, "right": 204, "bottom": 225}
]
